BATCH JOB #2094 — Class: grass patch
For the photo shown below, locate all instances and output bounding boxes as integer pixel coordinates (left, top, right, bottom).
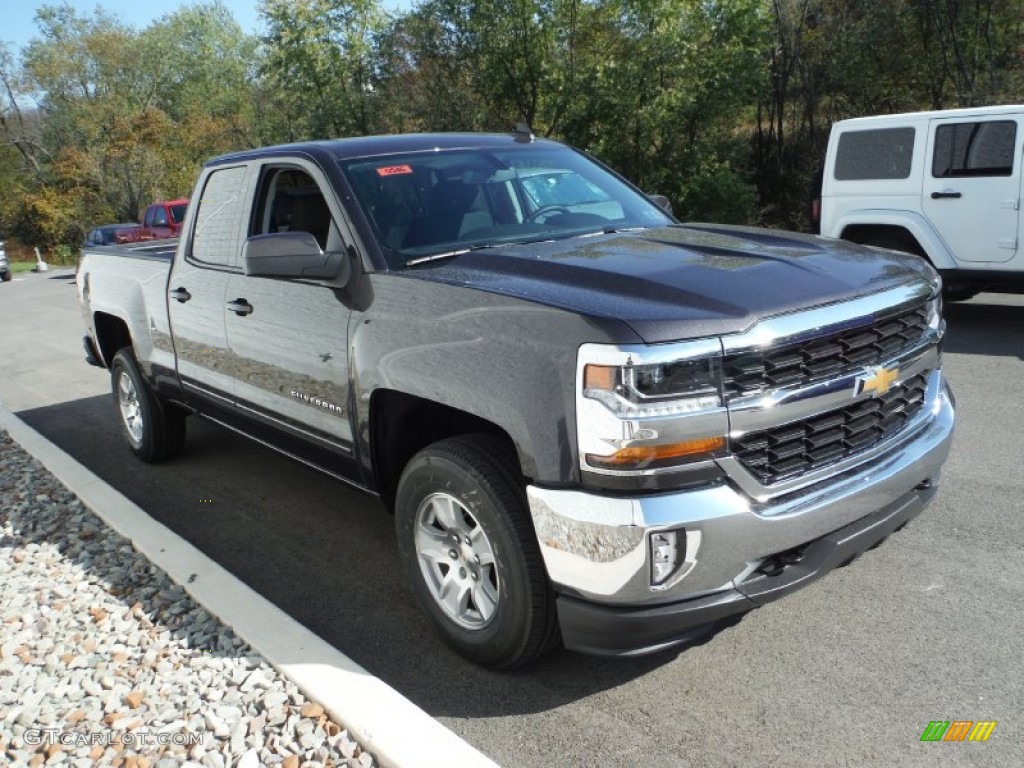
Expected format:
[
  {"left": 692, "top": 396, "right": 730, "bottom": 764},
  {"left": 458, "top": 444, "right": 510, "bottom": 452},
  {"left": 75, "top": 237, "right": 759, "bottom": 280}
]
[{"left": 10, "top": 262, "right": 38, "bottom": 275}]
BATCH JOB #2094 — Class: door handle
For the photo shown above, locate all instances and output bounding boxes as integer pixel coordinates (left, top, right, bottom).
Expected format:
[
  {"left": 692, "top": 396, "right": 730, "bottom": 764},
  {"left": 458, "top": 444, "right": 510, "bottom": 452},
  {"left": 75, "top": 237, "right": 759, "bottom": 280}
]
[
  {"left": 168, "top": 287, "right": 192, "bottom": 303},
  {"left": 930, "top": 191, "right": 962, "bottom": 199},
  {"left": 226, "top": 298, "right": 254, "bottom": 316}
]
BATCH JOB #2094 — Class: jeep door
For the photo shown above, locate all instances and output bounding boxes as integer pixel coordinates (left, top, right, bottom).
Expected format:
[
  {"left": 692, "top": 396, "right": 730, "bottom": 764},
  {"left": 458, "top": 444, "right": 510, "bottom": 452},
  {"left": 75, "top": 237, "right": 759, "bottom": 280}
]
[
  {"left": 222, "top": 160, "right": 359, "bottom": 481},
  {"left": 923, "top": 114, "right": 1022, "bottom": 263}
]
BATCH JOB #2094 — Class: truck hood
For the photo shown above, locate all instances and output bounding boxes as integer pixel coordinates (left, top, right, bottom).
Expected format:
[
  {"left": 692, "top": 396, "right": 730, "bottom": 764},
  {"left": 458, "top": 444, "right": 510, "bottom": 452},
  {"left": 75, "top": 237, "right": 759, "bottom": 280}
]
[{"left": 400, "top": 224, "right": 936, "bottom": 343}]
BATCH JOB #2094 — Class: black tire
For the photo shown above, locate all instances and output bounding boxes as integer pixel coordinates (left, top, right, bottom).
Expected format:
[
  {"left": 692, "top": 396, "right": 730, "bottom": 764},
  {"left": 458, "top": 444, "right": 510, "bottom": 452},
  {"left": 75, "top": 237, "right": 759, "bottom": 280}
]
[
  {"left": 861, "top": 232, "right": 976, "bottom": 300},
  {"left": 862, "top": 231, "right": 924, "bottom": 258},
  {"left": 0, "top": 269, "right": 11, "bottom": 282},
  {"left": 941, "top": 284, "right": 979, "bottom": 302},
  {"left": 395, "top": 434, "right": 559, "bottom": 669},
  {"left": 110, "top": 347, "right": 186, "bottom": 462}
]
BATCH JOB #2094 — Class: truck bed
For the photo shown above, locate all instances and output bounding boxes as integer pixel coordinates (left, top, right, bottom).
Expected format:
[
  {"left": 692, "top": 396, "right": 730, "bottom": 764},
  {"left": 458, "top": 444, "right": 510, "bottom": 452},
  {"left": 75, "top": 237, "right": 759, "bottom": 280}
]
[
  {"left": 78, "top": 240, "right": 177, "bottom": 375},
  {"left": 82, "top": 239, "right": 179, "bottom": 262}
]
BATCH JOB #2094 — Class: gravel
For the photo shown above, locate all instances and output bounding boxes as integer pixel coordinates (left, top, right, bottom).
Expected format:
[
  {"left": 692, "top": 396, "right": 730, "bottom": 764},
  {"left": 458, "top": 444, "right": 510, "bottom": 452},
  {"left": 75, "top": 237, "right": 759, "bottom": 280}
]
[{"left": 0, "top": 430, "right": 378, "bottom": 768}]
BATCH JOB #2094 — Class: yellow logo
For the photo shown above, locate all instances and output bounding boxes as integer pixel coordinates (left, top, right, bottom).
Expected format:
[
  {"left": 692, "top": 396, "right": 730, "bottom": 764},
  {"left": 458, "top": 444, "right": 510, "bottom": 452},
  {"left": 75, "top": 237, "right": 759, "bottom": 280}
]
[{"left": 856, "top": 365, "right": 900, "bottom": 397}]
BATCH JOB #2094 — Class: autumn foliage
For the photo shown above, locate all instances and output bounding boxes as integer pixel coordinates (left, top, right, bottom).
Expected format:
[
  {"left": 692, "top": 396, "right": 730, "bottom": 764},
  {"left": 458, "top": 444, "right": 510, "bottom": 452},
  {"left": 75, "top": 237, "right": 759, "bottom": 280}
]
[{"left": 0, "top": 0, "right": 1020, "bottom": 258}]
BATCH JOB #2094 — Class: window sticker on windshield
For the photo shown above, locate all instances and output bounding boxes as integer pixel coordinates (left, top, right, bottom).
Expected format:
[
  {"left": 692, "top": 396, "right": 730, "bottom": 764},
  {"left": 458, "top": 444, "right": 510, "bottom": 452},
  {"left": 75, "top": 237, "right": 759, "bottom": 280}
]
[{"left": 376, "top": 165, "right": 413, "bottom": 177}]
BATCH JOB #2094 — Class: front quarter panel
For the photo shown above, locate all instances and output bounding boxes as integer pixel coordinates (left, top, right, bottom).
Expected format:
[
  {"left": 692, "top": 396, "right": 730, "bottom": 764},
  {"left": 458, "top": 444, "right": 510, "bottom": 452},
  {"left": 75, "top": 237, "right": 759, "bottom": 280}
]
[{"left": 350, "top": 273, "right": 641, "bottom": 485}]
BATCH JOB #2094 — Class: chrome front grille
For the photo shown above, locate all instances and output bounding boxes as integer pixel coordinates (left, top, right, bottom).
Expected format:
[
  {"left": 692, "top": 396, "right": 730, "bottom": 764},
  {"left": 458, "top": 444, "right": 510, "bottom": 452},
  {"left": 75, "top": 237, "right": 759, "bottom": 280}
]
[
  {"left": 732, "top": 372, "right": 930, "bottom": 485},
  {"left": 722, "top": 302, "right": 930, "bottom": 399}
]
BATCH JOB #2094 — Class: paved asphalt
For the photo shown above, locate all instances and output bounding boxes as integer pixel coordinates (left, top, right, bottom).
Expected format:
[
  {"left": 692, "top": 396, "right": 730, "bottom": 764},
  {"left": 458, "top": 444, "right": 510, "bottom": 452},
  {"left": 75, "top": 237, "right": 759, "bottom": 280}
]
[{"left": 1, "top": 268, "right": 1021, "bottom": 767}]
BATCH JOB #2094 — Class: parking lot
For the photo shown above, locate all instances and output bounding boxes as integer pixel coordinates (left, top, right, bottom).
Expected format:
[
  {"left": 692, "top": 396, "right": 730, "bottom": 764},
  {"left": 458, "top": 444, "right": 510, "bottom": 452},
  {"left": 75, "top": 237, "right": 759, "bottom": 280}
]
[{"left": 1, "top": 270, "right": 1021, "bottom": 767}]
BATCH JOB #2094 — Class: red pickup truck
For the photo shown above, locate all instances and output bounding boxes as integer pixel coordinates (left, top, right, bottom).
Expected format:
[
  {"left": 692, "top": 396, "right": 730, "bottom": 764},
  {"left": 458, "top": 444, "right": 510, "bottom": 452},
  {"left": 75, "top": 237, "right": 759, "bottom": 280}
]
[{"left": 117, "top": 200, "right": 190, "bottom": 242}]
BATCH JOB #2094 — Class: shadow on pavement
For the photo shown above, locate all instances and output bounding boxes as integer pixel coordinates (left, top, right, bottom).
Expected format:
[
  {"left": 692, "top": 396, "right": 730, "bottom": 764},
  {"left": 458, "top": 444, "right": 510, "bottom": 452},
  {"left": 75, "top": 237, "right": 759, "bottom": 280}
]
[
  {"left": 16, "top": 395, "right": 742, "bottom": 720},
  {"left": 943, "top": 298, "right": 1024, "bottom": 359}
]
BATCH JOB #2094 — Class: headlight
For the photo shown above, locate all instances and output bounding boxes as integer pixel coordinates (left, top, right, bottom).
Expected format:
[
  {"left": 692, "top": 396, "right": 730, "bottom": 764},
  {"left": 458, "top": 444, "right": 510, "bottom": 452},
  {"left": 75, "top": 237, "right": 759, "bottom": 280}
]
[
  {"left": 583, "top": 359, "right": 720, "bottom": 417},
  {"left": 576, "top": 340, "right": 728, "bottom": 478}
]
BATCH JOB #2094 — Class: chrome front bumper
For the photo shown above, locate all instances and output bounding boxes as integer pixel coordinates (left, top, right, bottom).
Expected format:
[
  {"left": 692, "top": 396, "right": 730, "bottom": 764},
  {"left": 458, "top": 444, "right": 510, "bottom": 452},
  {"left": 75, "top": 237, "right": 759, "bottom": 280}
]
[{"left": 528, "top": 374, "right": 955, "bottom": 654}]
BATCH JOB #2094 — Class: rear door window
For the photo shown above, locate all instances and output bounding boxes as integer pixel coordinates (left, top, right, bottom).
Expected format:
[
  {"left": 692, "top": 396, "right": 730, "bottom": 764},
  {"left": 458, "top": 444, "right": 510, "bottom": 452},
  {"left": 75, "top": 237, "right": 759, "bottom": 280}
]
[
  {"left": 932, "top": 120, "right": 1017, "bottom": 177},
  {"left": 190, "top": 165, "right": 249, "bottom": 268}
]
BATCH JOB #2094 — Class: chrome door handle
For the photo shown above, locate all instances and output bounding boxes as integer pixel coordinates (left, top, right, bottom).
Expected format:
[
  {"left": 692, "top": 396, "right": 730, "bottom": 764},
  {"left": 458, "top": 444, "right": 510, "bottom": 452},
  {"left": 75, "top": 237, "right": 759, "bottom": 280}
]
[{"left": 226, "top": 299, "right": 253, "bottom": 316}]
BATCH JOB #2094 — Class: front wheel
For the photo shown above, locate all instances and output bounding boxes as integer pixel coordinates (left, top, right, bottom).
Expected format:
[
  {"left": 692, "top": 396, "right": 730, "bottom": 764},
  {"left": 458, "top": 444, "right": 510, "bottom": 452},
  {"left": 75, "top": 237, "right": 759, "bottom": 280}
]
[
  {"left": 110, "top": 348, "right": 186, "bottom": 462},
  {"left": 395, "top": 435, "right": 558, "bottom": 669}
]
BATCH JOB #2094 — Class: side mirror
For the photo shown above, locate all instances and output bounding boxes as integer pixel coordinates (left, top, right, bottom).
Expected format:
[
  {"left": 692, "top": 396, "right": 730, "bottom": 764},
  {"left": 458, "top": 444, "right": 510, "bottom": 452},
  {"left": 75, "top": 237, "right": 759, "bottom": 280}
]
[
  {"left": 648, "top": 194, "right": 673, "bottom": 215},
  {"left": 242, "top": 232, "right": 351, "bottom": 283}
]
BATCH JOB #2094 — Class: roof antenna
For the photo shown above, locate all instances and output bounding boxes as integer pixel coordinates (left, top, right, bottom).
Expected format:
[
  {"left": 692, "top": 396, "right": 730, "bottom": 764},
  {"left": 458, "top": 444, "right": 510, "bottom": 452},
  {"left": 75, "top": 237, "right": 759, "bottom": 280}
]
[{"left": 513, "top": 122, "right": 535, "bottom": 143}]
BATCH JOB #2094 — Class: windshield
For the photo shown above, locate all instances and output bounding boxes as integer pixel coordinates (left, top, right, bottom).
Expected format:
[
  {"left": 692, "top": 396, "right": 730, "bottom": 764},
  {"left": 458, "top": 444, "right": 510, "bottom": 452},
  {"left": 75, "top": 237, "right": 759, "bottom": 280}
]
[{"left": 338, "top": 144, "right": 672, "bottom": 267}]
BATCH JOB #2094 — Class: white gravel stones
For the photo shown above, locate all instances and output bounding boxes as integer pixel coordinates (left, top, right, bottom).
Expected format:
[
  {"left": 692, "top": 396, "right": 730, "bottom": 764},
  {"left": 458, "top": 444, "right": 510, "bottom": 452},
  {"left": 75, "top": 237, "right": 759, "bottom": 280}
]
[{"left": 0, "top": 431, "right": 377, "bottom": 768}]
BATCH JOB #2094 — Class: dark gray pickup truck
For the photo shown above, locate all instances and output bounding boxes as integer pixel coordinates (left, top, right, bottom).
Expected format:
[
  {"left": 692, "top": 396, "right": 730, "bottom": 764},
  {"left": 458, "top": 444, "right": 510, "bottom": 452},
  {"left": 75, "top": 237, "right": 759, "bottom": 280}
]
[{"left": 77, "top": 132, "right": 955, "bottom": 668}]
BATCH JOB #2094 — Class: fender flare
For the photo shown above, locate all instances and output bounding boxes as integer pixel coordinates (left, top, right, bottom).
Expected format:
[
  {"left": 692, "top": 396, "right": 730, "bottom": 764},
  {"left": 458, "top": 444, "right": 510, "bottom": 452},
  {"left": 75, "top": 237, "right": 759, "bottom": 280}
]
[{"left": 829, "top": 210, "right": 957, "bottom": 271}]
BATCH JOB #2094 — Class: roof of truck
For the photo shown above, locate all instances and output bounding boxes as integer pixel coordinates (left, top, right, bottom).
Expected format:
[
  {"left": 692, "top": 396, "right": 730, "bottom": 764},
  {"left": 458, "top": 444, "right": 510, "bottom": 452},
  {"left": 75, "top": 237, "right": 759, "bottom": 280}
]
[{"left": 207, "top": 132, "right": 563, "bottom": 166}]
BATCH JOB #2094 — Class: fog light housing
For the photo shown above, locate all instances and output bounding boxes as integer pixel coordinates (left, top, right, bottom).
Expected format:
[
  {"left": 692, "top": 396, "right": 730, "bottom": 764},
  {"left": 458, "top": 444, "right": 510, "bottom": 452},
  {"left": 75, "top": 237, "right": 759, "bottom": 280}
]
[{"left": 650, "top": 530, "right": 684, "bottom": 586}]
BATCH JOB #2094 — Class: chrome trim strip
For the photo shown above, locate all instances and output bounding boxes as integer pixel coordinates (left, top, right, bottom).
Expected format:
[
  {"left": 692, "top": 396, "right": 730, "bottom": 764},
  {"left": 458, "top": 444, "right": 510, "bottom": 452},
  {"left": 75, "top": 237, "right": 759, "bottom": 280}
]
[
  {"left": 720, "top": 283, "right": 933, "bottom": 354},
  {"left": 184, "top": 381, "right": 353, "bottom": 456},
  {"left": 182, "top": 380, "right": 234, "bottom": 405},
  {"left": 577, "top": 337, "right": 723, "bottom": 367},
  {"left": 232, "top": 400, "right": 354, "bottom": 456}
]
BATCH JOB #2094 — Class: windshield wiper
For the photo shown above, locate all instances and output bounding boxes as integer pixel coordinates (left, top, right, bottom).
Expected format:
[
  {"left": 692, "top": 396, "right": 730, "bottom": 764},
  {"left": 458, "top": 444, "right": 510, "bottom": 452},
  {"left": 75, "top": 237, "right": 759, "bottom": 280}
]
[
  {"left": 405, "top": 243, "right": 501, "bottom": 267},
  {"left": 600, "top": 225, "right": 652, "bottom": 234}
]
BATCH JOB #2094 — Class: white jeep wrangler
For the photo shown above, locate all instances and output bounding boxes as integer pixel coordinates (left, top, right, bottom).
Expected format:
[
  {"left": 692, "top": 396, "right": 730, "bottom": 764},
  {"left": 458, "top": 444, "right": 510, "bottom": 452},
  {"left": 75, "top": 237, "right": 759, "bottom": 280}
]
[{"left": 819, "top": 104, "right": 1024, "bottom": 300}]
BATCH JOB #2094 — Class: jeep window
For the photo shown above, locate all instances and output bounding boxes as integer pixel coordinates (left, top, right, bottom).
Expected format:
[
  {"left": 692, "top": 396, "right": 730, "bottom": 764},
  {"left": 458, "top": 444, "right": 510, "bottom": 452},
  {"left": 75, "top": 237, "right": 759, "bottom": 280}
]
[
  {"left": 834, "top": 127, "right": 916, "bottom": 180},
  {"left": 190, "top": 165, "right": 248, "bottom": 267},
  {"left": 338, "top": 145, "right": 673, "bottom": 267},
  {"left": 932, "top": 120, "right": 1016, "bottom": 178}
]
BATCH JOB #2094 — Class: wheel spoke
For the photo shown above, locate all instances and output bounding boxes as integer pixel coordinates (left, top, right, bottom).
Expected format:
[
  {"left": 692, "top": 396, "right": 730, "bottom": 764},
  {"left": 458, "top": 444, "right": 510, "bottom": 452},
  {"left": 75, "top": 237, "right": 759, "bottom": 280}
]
[
  {"left": 429, "top": 495, "right": 460, "bottom": 533},
  {"left": 472, "top": 579, "right": 498, "bottom": 622},
  {"left": 415, "top": 524, "right": 450, "bottom": 566},
  {"left": 438, "top": 571, "right": 471, "bottom": 618},
  {"left": 468, "top": 526, "right": 495, "bottom": 565}
]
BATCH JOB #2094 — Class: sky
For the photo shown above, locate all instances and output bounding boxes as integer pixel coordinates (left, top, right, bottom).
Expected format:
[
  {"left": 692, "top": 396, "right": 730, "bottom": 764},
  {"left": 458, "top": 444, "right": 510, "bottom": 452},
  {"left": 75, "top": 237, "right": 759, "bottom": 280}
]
[{"left": 1, "top": 0, "right": 411, "bottom": 53}]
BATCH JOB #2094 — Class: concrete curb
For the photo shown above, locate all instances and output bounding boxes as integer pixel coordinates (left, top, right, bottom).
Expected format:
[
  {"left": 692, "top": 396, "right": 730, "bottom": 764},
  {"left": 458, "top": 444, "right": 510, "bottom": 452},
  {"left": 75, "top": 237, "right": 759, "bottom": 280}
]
[{"left": 0, "top": 406, "right": 499, "bottom": 768}]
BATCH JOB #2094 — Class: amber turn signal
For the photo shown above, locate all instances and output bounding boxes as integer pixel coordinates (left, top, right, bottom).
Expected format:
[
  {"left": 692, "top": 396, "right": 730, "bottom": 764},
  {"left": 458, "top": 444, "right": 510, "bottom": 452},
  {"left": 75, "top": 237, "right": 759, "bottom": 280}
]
[
  {"left": 583, "top": 364, "right": 617, "bottom": 391},
  {"left": 586, "top": 436, "right": 726, "bottom": 470}
]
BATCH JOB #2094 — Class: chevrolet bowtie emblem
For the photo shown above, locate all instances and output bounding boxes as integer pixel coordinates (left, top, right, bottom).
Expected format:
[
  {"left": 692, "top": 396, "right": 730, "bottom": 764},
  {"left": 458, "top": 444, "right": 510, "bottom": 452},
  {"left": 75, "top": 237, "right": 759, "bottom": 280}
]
[{"left": 856, "top": 365, "right": 900, "bottom": 398}]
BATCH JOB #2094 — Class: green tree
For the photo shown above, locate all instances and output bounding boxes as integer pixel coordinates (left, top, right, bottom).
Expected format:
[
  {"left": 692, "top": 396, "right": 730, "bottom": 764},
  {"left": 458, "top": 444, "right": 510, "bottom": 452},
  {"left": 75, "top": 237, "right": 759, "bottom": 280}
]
[{"left": 259, "top": 0, "right": 387, "bottom": 140}]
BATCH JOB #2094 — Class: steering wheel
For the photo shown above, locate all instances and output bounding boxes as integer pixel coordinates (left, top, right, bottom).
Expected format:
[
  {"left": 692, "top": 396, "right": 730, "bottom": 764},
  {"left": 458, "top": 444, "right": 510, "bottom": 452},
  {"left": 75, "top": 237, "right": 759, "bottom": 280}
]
[{"left": 526, "top": 205, "right": 571, "bottom": 223}]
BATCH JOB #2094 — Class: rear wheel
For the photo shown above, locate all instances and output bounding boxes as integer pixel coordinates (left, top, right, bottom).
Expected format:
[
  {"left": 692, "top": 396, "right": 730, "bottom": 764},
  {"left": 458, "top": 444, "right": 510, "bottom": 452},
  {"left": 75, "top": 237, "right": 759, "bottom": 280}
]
[
  {"left": 0, "top": 269, "right": 11, "bottom": 282},
  {"left": 861, "top": 231, "right": 924, "bottom": 258},
  {"left": 110, "top": 348, "right": 186, "bottom": 462},
  {"left": 395, "top": 434, "right": 558, "bottom": 669},
  {"left": 860, "top": 232, "right": 977, "bottom": 301}
]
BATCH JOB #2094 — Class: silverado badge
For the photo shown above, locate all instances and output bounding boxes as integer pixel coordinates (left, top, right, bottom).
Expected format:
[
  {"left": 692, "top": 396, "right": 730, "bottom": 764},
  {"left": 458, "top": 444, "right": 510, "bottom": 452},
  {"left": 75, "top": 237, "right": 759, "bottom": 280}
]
[{"left": 856, "top": 365, "right": 900, "bottom": 398}]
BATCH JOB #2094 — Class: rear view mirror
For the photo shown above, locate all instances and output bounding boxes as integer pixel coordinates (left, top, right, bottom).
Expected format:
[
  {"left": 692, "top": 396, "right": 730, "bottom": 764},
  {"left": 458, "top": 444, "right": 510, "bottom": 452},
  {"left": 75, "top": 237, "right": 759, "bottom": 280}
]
[
  {"left": 242, "top": 232, "right": 350, "bottom": 283},
  {"left": 648, "top": 194, "right": 673, "bottom": 215}
]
